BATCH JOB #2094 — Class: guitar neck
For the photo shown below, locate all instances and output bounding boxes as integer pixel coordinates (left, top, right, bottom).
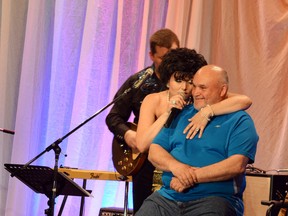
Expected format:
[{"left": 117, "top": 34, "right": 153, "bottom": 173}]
[{"left": 58, "top": 168, "right": 132, "bottom": 181}]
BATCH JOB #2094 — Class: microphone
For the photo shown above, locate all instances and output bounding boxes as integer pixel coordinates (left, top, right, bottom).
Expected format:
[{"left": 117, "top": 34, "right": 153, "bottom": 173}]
[
  {"left": 164, "top": 107, "right": 181, "bottom": 128},
  {"left": 164, "top": 92, "right": 189, "bottom": 128},
  {"left": 132, "top": 68, "right": 154, "bottom": 89},
  {"left": 0, "top": 128, "right": 15, "bottom": 135}
]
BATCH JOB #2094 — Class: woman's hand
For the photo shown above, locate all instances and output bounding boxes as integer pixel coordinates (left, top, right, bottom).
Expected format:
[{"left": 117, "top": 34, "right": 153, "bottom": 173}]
[
  {"left": 183, "top": 105, "right": 213, "bottom": 139},
  {"left": 167, "top": 94, "right": 187, "bottom": 112}
]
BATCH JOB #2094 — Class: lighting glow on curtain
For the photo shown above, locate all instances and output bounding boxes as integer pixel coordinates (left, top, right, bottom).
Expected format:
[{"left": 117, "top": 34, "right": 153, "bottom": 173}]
[
  {"left": 1, "top": 0, "right": 169, "bottom": 215},
  {"left": 1, "top": 0, "right": 287, "bottom": 216}
]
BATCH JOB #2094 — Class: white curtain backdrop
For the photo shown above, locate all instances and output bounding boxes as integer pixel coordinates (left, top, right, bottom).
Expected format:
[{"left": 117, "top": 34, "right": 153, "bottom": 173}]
[{"left": 0, "top": 0, "right": 287, "bottom": 215}]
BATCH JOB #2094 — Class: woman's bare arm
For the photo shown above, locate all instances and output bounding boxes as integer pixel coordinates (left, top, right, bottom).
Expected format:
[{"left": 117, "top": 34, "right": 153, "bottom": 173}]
[{"left": 136, "top": 94, "right": 170, "bottom": 153}]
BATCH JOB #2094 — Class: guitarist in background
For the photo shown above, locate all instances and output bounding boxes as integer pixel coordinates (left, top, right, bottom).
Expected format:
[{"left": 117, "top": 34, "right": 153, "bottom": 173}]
[{"left": 105, "top": 28, "right": 180, "bottom": 213}]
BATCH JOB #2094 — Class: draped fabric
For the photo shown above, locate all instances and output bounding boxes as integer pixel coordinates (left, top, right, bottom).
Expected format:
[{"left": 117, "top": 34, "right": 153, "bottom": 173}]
[{"left": 0, "top": 0, "right": 287, "bottom": 215}]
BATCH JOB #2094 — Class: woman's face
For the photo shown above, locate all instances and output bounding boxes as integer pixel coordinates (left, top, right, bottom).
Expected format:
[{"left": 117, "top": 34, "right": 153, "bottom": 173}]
[{"left": 168, "top": 73, "right": 193, "bottom": 100}]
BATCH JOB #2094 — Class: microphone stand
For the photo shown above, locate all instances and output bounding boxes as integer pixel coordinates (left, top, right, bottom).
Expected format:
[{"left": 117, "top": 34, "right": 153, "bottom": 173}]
[
  {"left": 0, "top": 128, "right": 15, "bottom": 135},
  {"left": 262, "top": 199, "right": 288, "bottom": 216},
  {"left": 22, "top": 87, "right": 134, "bottom": 216}
]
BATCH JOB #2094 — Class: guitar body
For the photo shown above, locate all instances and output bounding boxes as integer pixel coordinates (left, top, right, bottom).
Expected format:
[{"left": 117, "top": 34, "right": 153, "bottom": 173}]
[{"left": 112, "top": 122, "right": 147, "bottom": 176}]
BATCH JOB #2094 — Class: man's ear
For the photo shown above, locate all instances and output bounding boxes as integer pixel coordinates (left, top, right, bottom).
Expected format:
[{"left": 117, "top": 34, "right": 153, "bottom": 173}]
[
  {"left": 220, "top": 84, "right": 228, "bottom": 97},
  {"left": 149, "top": 51, "right": 154, "bottom": 62}
]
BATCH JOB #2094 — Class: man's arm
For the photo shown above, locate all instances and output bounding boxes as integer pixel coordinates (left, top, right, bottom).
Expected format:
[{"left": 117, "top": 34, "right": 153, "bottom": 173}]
[
  {"left": 105, "top": 75, "right": 138, "bottom": 148},
  {"left": 169, "top": 154, "right": 249, "bottom": 192},
  {"left": 106, "top": 101, "right": 136, "bottom": 148},
  {"left": 148, "top": 144, "right": 198, "bottom": 187},
  {"left": 194, "top": 154, "right": 249, "bottom": 183},
  {"left": 149, "top": 143, "right": 249, "bottom": 191}
]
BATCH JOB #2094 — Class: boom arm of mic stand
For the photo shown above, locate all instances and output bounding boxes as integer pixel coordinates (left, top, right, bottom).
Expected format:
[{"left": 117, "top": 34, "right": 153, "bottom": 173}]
[
  {"left": 24, "top": 87, "right": 132, "bottom": 167},
  {"left": 20, "top": 87, "right": 133, "bottom": 216}
]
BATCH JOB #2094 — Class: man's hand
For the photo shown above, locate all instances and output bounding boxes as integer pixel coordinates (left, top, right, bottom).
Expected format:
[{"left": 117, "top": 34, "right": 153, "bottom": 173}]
[
  {"left": 124, "top": 129, "right": 137, "bottom": 150},
  {"left": 170, "top": 163, "right": 198, "bottom": 187},
  {"left": 170, "top": 177, "right": 192, "bottom": 192}
]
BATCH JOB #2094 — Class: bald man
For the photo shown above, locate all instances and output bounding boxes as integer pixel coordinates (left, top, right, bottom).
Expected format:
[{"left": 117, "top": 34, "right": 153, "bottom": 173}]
[{"left": 135, "top": 65, "right": 259, "bottom": 216}]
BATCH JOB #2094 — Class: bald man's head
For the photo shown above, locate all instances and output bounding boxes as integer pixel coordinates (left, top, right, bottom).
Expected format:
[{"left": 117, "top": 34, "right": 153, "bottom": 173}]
[{"left": 192, "top": 65, "right": 229, "bottom": 110}]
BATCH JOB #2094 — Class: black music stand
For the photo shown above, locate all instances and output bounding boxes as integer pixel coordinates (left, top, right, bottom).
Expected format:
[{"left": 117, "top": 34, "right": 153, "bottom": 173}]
[{"left": 4, "top": 163, "right": 92, "bottom": 215}]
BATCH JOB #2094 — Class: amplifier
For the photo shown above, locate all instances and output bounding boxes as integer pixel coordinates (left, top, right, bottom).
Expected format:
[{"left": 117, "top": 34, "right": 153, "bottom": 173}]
[
  {"left": 243, "top": 173, "right": 288, "bottom": 216},
  {"left": 98, "top": 207, "right": 133, "bottom": 216}
]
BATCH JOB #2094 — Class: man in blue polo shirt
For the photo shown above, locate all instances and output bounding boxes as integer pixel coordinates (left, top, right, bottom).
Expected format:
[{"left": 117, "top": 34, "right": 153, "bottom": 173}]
[{"left": 135, "top": 65, "right": 259, "bottom": 216}]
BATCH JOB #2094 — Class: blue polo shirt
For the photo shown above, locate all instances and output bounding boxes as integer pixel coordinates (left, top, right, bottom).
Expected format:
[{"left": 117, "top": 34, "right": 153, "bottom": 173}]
[{"left": 153, "top": 104, "right": 258, "bottom": 205}]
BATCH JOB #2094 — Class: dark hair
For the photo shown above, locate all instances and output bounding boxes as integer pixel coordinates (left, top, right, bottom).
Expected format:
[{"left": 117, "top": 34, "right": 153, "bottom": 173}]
[
  {"left": 149, "top": 28, "right": 180, "bottom": 54},
  {"left": 158, "top": 48, "right": 207, "bottom": 85}
]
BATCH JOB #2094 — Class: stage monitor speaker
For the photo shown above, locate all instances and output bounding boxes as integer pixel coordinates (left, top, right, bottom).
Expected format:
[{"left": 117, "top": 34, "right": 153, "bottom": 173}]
[
  {"left": 243, "top": 173, "right": 288, "bottom": 216},
  {"left": 98, "top": 207, "right": 133, "bottom": 216}
]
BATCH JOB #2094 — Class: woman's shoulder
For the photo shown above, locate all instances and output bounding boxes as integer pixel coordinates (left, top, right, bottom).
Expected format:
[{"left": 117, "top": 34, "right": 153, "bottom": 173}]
[{"left": 143, "top": 91, "right": 166, "bottom": 102}]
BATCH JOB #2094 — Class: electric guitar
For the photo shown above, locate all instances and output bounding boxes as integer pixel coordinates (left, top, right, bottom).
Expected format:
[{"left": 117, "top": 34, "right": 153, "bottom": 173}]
[{"left": 112, "top": 122, "right": 147, "bottom": 176}]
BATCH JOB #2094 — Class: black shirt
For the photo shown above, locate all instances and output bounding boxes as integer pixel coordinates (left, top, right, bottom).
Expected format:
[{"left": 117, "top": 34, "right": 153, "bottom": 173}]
[{"left": 106, "top": 65, "right": 167, "bottom": 140}]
